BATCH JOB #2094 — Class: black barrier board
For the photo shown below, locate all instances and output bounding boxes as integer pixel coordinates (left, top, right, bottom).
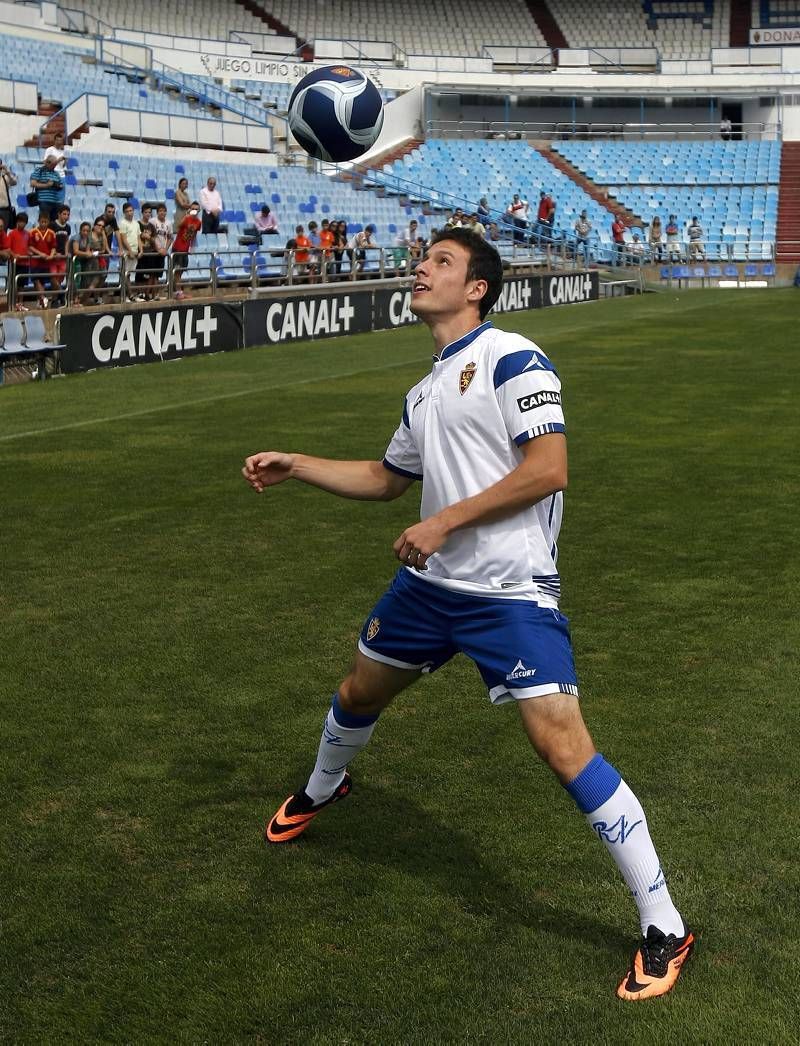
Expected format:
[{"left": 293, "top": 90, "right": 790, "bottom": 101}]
[
  {"left": 58, "top": 302, "right": 243, "bottom": 373},
  {"left": 243, "top": 290, "right": 373, "bottom": 346},
  {"left": 373, "top": 287, "right": 420, "bottom": 330},
  {"left": 490, "top": 275, "right": 542, "bottom": 314},
  {"left": 541, "top": 270, "right": 599, "bottom": 307},
  {"left": 373, "top": 275, "right": 544, "bottom": 331}
]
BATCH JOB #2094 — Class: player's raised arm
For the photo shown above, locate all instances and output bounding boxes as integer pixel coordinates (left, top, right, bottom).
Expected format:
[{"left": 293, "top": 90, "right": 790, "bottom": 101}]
[{"left": 242, "top": 452, "right": 414, "bottom": 502}]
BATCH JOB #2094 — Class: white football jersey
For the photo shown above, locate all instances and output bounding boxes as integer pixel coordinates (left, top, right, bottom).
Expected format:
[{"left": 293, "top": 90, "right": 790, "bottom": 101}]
[{"left": 384, "top": 321, "right": 566, "bottom": 606}]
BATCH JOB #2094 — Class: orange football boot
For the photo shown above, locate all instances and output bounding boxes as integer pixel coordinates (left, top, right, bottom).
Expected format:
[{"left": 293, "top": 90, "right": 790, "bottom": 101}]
[
  {"left": 617, "top": 924, "right": 695, "bottom": 1001},
  {"left": 265, "top": 773, "right": 352, "bottom": 844}
]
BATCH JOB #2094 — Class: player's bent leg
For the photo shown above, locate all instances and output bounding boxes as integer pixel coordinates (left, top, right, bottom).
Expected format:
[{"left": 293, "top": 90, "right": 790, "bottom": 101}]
[
  {"left": 516, "top": 692, "right": 693, "bottom": 1000},
  {"left": 338, "top": 649, "right": 421, "bottom": 718},
  {"left": 517, "top": 691, "right": 596, "bottom": 783},
  {"left": 265, "top": 654, "right": 420, "bottom": 845}
]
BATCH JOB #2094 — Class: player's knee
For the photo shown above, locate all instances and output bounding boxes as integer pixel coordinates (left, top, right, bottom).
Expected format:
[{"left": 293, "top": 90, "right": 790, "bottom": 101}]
[{"left": 338, "top": 675, "right": 387, "bottom": 716}]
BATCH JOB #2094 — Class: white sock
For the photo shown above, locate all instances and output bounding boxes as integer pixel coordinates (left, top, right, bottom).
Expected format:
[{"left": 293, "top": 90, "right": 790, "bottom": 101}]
[
  {"left": 304, "top": 695, "right": 378, "bottom": 805},
  {"left": 566, "top": 754, "right": 685, "bottom": 938},
  {"left": 587, "top": 780, "right": 685, "bottom": 938}
]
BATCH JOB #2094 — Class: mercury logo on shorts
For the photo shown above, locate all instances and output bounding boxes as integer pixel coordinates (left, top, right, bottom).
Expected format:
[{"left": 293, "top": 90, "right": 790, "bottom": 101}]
[
  {"left": 507, "top": 659, "right": 537, "bottom": 680},
  {"left": 366, "top": 617, "right": 381, "bottom": 641}
]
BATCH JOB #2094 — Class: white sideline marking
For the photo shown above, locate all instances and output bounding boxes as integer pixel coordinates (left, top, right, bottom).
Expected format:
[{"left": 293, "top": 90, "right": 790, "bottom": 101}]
[{"left": 0, "top": 356, "right": 429, "bottom": 444}]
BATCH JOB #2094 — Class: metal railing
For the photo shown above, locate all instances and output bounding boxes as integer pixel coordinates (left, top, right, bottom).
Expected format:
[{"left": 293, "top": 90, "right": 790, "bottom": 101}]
[
  {"left": 2, "top": 238, "right": 784, "bottom": 314},
  {"left": 424, "top": 120, "right": 781, "bottom": 142}
]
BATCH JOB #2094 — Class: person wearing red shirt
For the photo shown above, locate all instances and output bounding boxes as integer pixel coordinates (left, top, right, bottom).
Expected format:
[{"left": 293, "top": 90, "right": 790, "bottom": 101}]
[
  {"left": 29, "top": 211, "right": 57, "bottom": 307},
  {"left": 171, "top": 203, "right": 202, "bottom": 299},
  {"left": 611, "top": 216, "right": 627, "bottom": 267},
  {"left": 319, "top": 218, "right": 335, "bottom": 278},
  {"left": 7, "top": 211, "right": 31, "bottom": 307}
]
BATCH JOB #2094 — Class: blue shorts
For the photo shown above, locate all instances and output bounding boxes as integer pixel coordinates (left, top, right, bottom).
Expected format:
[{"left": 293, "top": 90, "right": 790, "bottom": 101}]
[{"left": 358, "top": 569, "right": 579, "bottom": 705}]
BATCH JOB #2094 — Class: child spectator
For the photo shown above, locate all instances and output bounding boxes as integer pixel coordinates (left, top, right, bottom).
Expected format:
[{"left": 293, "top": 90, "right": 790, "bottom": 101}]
[
  {"left": 7, "top": 211, "right": 31, "bottom": 308},
  {"left": 29, "top": 211, "right": 56, "bottom": 308},
  {"left": 69, "top": 221, "right": 94, "bottom": 306},
  {"left": 50, "top": 205, "right": 71, "bottom": 305},
  {"left": 135, "top": 224, "right": 161, "bottom": 301},
  {"left": 171, "top": 203, "right": 202, "bottom": 300}
]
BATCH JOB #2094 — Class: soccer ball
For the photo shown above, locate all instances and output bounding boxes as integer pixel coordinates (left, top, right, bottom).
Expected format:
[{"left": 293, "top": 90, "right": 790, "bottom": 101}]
[{"left": 288, "top": 65, "right": 384, "bottom": 163}]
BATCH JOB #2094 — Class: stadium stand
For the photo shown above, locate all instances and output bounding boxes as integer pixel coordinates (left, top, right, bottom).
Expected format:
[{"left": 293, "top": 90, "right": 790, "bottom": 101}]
[
  {"left": 264, "top": 0, "right": 547, "bottom": 56},
  {"left": 549, "top": 0, "right": 730, "bottom": 60},
  {"left": 0, "top": 31, "right": 207, "bottom": 118},
  {"left": 55, "top": 0, "right": 277, "bottom": 41},
  {"left": 552, "top": 140, "right": 780, "bottom": 258}
]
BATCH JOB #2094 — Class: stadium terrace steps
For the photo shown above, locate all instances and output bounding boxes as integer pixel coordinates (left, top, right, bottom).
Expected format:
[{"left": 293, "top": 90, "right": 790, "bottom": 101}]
[
  {"left": 237, "top": 0, "right": 311, "bottom": 58},
  {"left": 354, "top": 139, "right": 425, "bottom": 181},
  {"left": 537, "top": 146, "right": 643, "bottom": 227},
  {"left": 525, "top": 0, "right": 568, "bottom": 51},
  {"left": 776, "top": 141, "right": 800, "bottom": 262}
]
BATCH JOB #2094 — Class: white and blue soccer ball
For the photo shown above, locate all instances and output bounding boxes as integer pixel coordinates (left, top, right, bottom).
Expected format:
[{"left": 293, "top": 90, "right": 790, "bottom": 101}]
[{"left": 288, "top": 65, "right": 384, "bottom": 163}]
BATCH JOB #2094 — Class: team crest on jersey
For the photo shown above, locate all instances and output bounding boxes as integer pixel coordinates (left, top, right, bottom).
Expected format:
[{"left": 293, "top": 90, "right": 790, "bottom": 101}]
[
  {"left": 366, "top": 617, "right": 381, "bottom": 641},
  {"left": 459, "top": 362, "right": 477, "bottom": 395}
]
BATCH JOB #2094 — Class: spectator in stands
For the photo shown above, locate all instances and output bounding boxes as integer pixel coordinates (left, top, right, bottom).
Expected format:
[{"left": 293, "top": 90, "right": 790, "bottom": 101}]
[
  {"left": 174, "top": 177, "right": 191, "bottom": 227},
  {"left": 477, "top": 197, "right": 491, "bottom": 225},
  {"left": 348, "top": 224, "right": 375, "bottom": 277},
  {"left": 29, "top": 211, "right": 57, "bottom": 308},
  {"left": 627, "top": 233, "right": 645, "bottom": 265},
  {"left": 332, "top": 219, "right": 348, "bottom": 279},
  {"left": 151, "top": 203, "right": 173, "bottom": 299},
  {"left": 94, "top": 203, "right": 118, "bottom": 257},
  {"left": 648, "top": 216, "right": 664, "bottom": 262},
  {"left": 319, "top": 218, "right": 334, "bottom": 276},
  {"left": 507, "top": 193, "right": 528, "bottom": 243},
  {"left": 536, "top": 190, "right": 553, "bottom": 245},
  {"left": 50, "top": 204, "right": 70, "bottom": 306},
  {"left": 29, "top": 155, "right": 64, "bottom": 221},
  {"left": 0, "top": 216, "right": 10, "bottom": 301},
  {"left": 720, "top": 116, "right": 732, "bottom": 142},
  {"left": 394, "top": 218, "right": 419, "bottom": 272},
  {"left": 292, "top": 224, "right": 311, "bottom": 282},
  {"left": 254, "top": 204, "right": 278, "bottom": 241},
  {"left": 199, "top": 176, "right": 223, "bottom": 235},
  {"left": 135, "top": 225, "right": 161, "bottom": 301},
  {"left": 665, "top": 214, "right": 681, "bottom": 260},
  {"left": 139, "top": 204, "right": 156, "bottom": 236},
  {"left": 306, "top": 221, "right": 322, "bottom": 282},
  {"left": 44, "top": 131, "right": 67, "bottom": 173},
  {"left": 573, "top": 210, "right": 592, "bottom": 263},
  {"left": 611, "top": 215, "right": 626, "bottom": 266},
  {"left": 0, "top": 158, "right": 18, "bottom": 231},
  {"left": 467, "top": 213, "right": 485, "bottom": 238},
  {"left": 7, "top": 211, "right": 31, "bottom": 308},
  {"left": 687, "top": 216, "right": 704, "bottom": 260},
  {"left": 487, "top": 222, "right": 501, "bottom": 243},
  {"left": 118, "top": 202, "right": 141, "bottom": 280},
  {"left": 86, "top": 217, "right": 110, "bottom": 304},
  {"left": 171, "top": 202, "right": 202, "bottom": 300},
  {"left": 69, "top": 221, "right": 94, "bottom": 306}
]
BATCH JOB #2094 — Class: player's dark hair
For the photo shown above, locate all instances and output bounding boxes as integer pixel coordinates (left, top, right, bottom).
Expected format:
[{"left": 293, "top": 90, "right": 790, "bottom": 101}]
[{"left": 429, "top": 226, "right": 503, "bottom": 320}]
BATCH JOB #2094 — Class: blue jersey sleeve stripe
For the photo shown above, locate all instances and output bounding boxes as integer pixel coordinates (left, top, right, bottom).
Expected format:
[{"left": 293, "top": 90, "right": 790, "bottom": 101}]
[
  {"left": 402, "top": 399, "right": 410, "bottom": 429},
  {"left": 514, "top": 422, "right": 566, "bottom": 446},
  {"left": 383, "top": 458, "right": 423, "bottom": 481},
  {"left": 493, "top": 349, "right": 557, "bottom": 389}
]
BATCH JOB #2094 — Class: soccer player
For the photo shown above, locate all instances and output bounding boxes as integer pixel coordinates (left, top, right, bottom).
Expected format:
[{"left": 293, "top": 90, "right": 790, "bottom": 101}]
[{"left": 242, "top": 227, "right": 694, "bottom": 1001}]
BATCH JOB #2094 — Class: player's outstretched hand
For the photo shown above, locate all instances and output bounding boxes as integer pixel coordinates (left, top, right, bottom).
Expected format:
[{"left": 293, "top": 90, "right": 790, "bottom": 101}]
[{"left": 242, "top": 451, "right": 294, "bottom": 493}]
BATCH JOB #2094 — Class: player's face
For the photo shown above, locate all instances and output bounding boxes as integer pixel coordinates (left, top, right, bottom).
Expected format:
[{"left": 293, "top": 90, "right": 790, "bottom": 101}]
[{"left": 410, "top": 240, "right": 483, "bottom": 320}]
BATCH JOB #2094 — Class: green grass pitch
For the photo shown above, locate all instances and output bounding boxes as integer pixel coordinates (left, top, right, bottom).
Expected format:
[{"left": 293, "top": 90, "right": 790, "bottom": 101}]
[{"left": 1, "top": 288, "right": 798, "bottom": 1043}]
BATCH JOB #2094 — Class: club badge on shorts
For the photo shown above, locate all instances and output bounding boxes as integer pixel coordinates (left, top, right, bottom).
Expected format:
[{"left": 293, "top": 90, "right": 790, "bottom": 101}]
[
  {"left": 459, "top": 362, "right": 477, "bottom": 395},
  {"left": 366, "top": 617, "right": 381, "bottom": 641}
]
